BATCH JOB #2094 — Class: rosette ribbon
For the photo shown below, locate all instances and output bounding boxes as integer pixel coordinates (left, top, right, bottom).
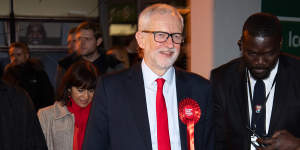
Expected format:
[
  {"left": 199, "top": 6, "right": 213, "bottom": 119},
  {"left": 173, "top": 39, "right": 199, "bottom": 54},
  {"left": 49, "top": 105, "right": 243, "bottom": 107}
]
[{"left": 179, "top": 98, "right": 201, "bottom": 150}]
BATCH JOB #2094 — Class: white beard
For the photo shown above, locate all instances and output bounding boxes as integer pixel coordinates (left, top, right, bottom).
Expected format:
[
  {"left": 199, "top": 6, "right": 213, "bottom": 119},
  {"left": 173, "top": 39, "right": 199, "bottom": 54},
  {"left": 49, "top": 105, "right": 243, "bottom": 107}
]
[{"left": 149, "top": 47, "right": 179, "bottom": 70}]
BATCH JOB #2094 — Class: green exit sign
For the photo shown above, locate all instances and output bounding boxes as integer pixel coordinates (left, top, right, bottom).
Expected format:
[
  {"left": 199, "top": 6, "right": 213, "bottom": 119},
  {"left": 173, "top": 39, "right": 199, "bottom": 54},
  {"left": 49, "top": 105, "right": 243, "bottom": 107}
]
[
  {"left": 262, "top": 0, "right": 300, "bottom": 56},
  {"left": 281, "top": 21, "right": 300, "bottom": 56}
]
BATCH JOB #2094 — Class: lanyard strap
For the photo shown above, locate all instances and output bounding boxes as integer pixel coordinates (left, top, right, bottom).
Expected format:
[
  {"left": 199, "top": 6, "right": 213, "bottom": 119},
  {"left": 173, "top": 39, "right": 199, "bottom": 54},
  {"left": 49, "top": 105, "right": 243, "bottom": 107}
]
[{"left": 246, "top": 69, "right": 277, "bottom": 109}]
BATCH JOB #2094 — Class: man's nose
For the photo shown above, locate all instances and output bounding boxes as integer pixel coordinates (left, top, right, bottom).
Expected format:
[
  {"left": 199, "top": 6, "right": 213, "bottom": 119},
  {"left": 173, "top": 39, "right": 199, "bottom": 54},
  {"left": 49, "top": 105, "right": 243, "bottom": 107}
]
[
  {"left": 165, "top": 36, "right": 175, "bottom": 48},
  {"left": 255, "top": 55, "right": 265, "bottom": 65}
]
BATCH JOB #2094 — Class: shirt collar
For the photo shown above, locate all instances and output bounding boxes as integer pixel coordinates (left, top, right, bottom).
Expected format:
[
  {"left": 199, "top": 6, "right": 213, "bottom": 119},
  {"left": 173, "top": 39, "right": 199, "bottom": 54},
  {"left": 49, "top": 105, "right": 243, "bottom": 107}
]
[{"left": 141, "top": 59, "right": 175, "bottom": 87}]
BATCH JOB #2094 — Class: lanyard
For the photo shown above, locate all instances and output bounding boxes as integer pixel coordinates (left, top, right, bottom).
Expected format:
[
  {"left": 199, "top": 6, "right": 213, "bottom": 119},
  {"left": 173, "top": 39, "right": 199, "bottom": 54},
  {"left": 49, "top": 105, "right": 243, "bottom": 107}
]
[
  {"left": 246, "top": 69, "right": 277, "bottom": 125},
  {"left": 247, "top": 69, "right": 277, "bottom": 109}
]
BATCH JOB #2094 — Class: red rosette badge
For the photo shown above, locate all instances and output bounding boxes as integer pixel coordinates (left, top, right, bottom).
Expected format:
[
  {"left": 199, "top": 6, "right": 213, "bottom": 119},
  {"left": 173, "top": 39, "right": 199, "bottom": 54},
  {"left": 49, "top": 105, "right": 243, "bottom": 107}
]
[{"left": 179, "top": 98, "right": 201, "bottom": 150}]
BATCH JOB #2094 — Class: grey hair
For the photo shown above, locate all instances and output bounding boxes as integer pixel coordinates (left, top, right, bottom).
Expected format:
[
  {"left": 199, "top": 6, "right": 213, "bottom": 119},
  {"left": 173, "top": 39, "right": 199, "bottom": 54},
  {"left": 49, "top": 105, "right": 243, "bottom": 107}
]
[{"left": 138, "top": 3, "right": 184, "bottom": 31}]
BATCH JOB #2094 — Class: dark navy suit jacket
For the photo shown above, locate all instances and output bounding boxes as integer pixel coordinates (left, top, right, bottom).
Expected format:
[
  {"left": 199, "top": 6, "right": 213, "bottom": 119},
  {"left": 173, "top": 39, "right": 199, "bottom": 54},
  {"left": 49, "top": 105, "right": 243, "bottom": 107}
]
[
  {"left": 83, "top": 64, "right": 214, "bottom": 150},
  {"left": 211, "top": 54, "right": 300, "bottom": 150}
]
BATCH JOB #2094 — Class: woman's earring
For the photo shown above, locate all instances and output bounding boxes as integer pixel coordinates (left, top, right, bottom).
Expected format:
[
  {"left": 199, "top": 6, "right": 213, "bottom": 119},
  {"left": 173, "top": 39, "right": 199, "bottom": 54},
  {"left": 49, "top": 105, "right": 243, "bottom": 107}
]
[{"left": 67, "top": 89, "right": 71, "bottom": 99}]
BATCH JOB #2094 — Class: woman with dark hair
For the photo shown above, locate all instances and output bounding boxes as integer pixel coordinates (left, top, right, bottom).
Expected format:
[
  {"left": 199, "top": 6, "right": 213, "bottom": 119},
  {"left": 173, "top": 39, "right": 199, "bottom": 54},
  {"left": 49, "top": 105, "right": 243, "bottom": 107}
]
[{"left": 38, "top": 60, "right": 98, "bottom": 150}]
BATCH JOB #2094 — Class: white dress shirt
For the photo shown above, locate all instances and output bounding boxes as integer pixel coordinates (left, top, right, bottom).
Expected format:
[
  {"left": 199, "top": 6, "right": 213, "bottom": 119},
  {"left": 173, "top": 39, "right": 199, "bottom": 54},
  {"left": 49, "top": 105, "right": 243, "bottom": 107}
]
[
  {"left": 247, "top": 61, "right": 279, "bottom": 150},
  {"left": 141, "top": 60, "right": 182, "bottom": 150}
]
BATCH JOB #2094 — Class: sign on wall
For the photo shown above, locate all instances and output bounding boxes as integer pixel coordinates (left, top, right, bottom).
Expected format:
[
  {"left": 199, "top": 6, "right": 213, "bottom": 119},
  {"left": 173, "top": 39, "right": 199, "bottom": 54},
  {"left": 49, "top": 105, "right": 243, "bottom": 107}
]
[{"left": 262, "top": 0, "right": 300, "bottom": 56}]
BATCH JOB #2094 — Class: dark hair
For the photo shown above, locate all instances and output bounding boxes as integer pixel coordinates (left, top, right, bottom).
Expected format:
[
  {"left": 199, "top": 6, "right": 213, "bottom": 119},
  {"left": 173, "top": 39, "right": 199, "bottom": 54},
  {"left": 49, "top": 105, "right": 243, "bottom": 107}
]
[
  {"left": 242, "top": 13, "right": 282, "bottom": 39},
  {"left": 56, "top": 60, "right": 99, "bottom": 105},
  {"left": 75, "top": 21, "right": 102, "bottom": 39},
  {"left": 9, "top": 42, "right": 30, "bottom": 54}
]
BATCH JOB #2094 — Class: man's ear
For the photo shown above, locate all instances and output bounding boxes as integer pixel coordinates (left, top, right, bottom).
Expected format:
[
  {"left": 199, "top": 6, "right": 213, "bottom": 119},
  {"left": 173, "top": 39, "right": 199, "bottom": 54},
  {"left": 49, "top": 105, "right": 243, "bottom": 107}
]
[
  {"left": 96, "top": 38, "right": 103, "bottom": 47},
  {"left": 135, "top": 31, "right": 145, "bottom": 49},
  {"left": 237, "top": 39, "right": 242, "bottom": 51}
]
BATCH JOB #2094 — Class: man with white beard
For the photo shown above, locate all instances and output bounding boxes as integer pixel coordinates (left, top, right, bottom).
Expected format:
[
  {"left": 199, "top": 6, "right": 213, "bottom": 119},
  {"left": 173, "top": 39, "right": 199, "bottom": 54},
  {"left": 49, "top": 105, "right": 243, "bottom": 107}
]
[{"left": 83, "top": 3, "right": 214, "bottom": 150}]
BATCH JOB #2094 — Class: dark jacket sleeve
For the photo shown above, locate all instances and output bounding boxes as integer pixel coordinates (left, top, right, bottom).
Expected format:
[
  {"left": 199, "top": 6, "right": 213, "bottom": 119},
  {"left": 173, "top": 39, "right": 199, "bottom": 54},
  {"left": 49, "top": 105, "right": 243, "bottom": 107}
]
[
  {"left": 83, "top": 79, "right": 110, "bottom": 150},
  {"left": 203, "top": 86, "right": 215, "bottom": 150},
  {"left": 210, "top": 70, "right": 226, "bottom": 150},
  {"left": 21, "top": 88, "right": 48, "bottom": 150},
  {"left": 0, "top": 81, "right": 48, "bottom": 150},
  {"left": 38, "top": 69, "right": 55, "bottom": 109}
]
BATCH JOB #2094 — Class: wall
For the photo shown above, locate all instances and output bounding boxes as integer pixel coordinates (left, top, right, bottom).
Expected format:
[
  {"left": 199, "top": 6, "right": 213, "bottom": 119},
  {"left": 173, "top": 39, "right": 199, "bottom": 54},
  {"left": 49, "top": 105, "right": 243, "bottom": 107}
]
[
  {"left": 190, "top": 0, "right": 261, "bottom": 79},
  {"left": 213, "top": 0, "right": 261, "bottom": 68},
  {"left": 0, "top": 0, "right": 98, "bottom": 17},
  {"left": 0, "top": 0, "right": 9, "bottom": 16},
  {"left": 190, "top": 0, "right": 214, "bottom": 79}
]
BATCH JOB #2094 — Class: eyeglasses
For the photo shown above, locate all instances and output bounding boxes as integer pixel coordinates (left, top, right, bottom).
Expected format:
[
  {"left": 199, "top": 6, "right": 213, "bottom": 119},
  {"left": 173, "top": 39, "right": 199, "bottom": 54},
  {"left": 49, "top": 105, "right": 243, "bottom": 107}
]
[{"left": 142, "top": 30, "right": 184, "bottom": 44}]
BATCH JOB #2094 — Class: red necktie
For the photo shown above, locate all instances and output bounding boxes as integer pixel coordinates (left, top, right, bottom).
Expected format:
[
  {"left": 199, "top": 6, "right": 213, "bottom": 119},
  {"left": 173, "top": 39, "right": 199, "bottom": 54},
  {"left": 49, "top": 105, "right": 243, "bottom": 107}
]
[{"left": 156, "top": 78, "right": 171, "bottom": 150}]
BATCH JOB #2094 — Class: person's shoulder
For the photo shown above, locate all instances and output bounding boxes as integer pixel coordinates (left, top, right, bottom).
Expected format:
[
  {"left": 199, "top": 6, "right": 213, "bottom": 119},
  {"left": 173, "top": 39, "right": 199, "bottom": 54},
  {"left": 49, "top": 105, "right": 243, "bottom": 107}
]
[
  {"left": 101, "top": 65, "right": 135, "bottom": 81},
  {"left": 38, "top": 103, "right": 55, "bottom": 114},
  {"left": 280, "top": 53, "right": 300, "bottom": 69},
  {"left": 175, "top": 68, "right": 211, "bottom": 95},
  {"left": 37, "top": 102, "right": 63, "bottom": 120},
  {"left": 37, "top": 103, "right": 57, "bottom": 126},
  {"left": 213, "top": 57, "right": 242, "bottom": 73},
  {"left": 3, "top": 63, "right": 14, "bottom": 71},
  {"left": 58, "top": 53, "right": 79, "bottom": 69},
  {"left": 0, "top": 80, "right": 31, "bottom": 106},
  {"left": 278, "top": 53, "right": 300, "bottom": 83},
  {"left": 210, "top": 57, "right": 245, "bottom": 86},
  {"left": 175, "top": 68, "right": 211, "bottom": 99},
  {"left": 1, "top": 80, "right": 25, "bottom": 96},
  {"left": 211, "top": 57, "right": 243, "bottom": 78},
  {"left": 97, "top": 63, "right": 140, "bottom": 88},
  {"left": 58, "top": 53, "right": 77, "bottom": 62},
  {"left": 27, "top": 58, "right": 45, "bottom": 71},
  {"left": 175, "top": 67, "right": 210, "bottom": 85}
]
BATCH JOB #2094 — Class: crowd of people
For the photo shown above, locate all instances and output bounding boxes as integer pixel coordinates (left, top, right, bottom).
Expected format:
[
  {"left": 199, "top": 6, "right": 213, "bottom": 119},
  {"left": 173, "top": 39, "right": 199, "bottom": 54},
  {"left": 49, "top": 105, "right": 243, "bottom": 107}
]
[{"left": 0, "top": 3, "right": 299, "bottom": 150}]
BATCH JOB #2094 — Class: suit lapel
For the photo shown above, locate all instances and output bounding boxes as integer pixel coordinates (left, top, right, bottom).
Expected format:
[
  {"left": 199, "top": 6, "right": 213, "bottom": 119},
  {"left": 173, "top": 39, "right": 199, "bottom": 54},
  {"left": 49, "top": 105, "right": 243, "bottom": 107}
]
[
  {"left": 126, "top": 64, "right": 152, "bottom": 150},
  {"left": 268, "top": 58, "right": 290, "bottom": 135},
  {"left": 175, "top": 69, "right": 188, "bottom": 150},
  {"left": 231, "top": 62, "right": 250, "bottom": 128},
  {"left": 235, "top": 63, "right": 252, "bottom": 148},
  {"left": 237, "top": 66, "right": 251, "bottom": 128}
]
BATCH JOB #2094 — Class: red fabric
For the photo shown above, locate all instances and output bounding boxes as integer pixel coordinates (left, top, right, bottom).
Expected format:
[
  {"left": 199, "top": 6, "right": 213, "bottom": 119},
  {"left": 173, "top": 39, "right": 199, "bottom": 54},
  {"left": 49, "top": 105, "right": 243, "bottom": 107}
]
[
  {"left": 156, "top": 78, "right": 171, "bottom": 150},
  {"left": 67, "top": 97, "right": 91, "bottom": 150}
]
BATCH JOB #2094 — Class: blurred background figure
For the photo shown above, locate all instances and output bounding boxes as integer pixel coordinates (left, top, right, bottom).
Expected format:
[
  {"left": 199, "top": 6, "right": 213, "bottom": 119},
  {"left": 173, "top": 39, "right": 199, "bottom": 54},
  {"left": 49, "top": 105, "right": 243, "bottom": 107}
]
[
  {"left": 2, "top": 42, "right": 54, "bottom": 112},
  {"left": 40, "top": 27, "right": 77, "bottom": 89},
  {"left": 26, "top": 23, "right": 47, "bottom": 45},
  {"left": 56, "top": 21, "right": 123, "bottom": 90},
  {"left": 47, "top": 27, "right": 77, "bottom": 91},
  {"left": 7, "top": 42, "right": 29, "bottom": 65},
  {"left": 0, "top": 79, "right": 48, "bottom": 150},
  {"left": 106, "top": 46, "right": 130, "bottom": 69},
  {"left": 0, "top": 57, "right": 9, "bottom": 78},
  {"left": 125, "top": 38, "right": 141, "bottom": 66},
  {"left": 67, "top": 27, "right": 77, "bottom": 54},
  {"left": 38, "top": 60, "right": 98, "bottom": 150}
]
